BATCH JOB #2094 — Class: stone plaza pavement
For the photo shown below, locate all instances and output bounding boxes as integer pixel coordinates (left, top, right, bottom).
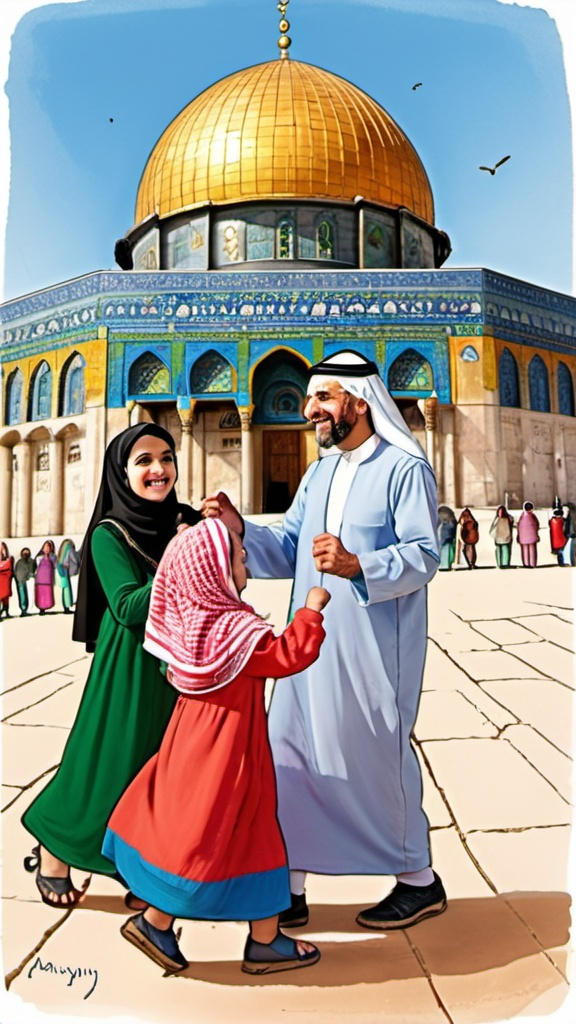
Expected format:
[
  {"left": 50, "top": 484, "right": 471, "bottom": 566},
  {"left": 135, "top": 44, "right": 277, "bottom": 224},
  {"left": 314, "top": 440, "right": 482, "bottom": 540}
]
[{"left": 1, "top": 555, "right": 574, "bottom": 1024}]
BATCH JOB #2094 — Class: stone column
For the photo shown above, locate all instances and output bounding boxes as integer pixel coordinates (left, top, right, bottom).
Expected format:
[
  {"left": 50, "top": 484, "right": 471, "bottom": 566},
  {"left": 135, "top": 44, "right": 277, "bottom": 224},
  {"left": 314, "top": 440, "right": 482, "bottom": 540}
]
[
  {"left": 177, "top": 400, "right": 196, "bottom": 505},
  {"left": 423, "top": 394, "right": 439, "bottom": 479},
  {"left": 0, "top": 445, "right": 13, "bottom": 537},
  {"left": 191, "top": 406, "right": 205, "bottom": 507},
  {"left": 48, "top": 436, "right": 64, "bottom": 535},
  {"left": 238, "top": 405, "right": 255, "bottom": 515},
  {"left": 83, "top": 405, "right": 107, "bottom": 527},
  {"left": 13, "top": 441, "right": 32, "bottom": 537}
]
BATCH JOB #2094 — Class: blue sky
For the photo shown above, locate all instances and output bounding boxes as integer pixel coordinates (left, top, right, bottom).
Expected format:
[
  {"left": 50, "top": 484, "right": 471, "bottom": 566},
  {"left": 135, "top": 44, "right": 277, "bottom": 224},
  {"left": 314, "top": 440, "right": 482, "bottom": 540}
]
[{"left": 0, "top": 0, "right": 574, "bottom": 302}]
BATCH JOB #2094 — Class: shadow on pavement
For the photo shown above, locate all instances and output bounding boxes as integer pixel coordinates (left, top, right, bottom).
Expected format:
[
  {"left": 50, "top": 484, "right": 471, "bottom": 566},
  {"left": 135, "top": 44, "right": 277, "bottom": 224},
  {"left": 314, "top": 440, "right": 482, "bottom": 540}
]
[{"left": 78, "top": 891, "right": 570, "bottom": 987}]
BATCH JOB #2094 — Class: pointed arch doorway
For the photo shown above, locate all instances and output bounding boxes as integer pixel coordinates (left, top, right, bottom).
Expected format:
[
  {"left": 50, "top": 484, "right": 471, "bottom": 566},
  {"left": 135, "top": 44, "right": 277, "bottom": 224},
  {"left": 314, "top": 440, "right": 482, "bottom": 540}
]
[{"left": 252, "top": 351, "right": 315, "bottom": 513}]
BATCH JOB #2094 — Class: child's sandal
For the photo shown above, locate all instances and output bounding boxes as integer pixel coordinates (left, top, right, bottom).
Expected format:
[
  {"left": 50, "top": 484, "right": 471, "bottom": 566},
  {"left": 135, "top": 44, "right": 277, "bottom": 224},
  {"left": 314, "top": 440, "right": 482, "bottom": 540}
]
[{"left": 241, "top": 931, "right": 320, "bottom": 974}]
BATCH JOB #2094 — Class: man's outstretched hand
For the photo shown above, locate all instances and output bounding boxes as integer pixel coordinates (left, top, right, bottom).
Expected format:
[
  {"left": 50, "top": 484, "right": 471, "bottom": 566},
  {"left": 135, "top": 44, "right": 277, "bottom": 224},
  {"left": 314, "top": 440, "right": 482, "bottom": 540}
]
[
  {"left": 312, "top": 533, "right": 361, "bottom": 579},
  {"left": 201, "top": 492, "right": 244, "bottom": 534}
]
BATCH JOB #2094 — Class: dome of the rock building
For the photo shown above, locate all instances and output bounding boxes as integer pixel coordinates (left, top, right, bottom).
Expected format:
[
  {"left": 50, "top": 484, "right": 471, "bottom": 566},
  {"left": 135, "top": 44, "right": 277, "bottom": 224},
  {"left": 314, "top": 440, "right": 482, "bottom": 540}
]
[{"left": 134, "top": 59, "right": 434, "bottom": 226}]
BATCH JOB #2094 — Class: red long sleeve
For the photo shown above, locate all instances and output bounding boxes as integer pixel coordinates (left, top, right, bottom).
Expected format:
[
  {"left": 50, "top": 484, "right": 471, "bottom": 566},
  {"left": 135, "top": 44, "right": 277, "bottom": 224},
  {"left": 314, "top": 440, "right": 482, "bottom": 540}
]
[{"left": 244, "top": 607, "right": 325, "bottom": 679}]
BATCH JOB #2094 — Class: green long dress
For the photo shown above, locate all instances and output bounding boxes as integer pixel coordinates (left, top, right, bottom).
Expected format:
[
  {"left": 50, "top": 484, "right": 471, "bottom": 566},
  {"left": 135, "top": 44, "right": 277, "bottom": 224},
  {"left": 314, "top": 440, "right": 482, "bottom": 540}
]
[{"left": 22, "top": 522, "right": 177, "bottom": 875}]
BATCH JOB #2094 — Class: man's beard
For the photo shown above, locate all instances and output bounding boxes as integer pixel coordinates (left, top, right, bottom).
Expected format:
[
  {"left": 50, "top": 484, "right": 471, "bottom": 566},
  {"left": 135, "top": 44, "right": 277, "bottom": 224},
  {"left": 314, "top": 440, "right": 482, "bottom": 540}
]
[{"left": 316, "top": 406, "right": 358, "bottom": 448}]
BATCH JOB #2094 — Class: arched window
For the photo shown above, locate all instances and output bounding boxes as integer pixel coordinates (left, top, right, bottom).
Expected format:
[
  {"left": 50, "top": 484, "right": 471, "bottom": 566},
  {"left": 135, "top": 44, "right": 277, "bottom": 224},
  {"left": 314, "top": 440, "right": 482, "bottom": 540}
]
[
  {"left": 528, "top": 354, "right": 550, "bottom": 413},
  {"left": 388, "top": 349, "right": 433, "bottom": 393},
  {"left": 557, "top": 362, "right": 575, "bottom": 417},
  {"left": 29, "top": 361, "right": 53, "bottom": 421},
  {"left": 5, "top": 368, "right": 24, "bottom": 425},
  {"left": 59, "top": 352, "right": 86, "bottom": 416},
  {"left": 190, "top": 350, "right": 233, "bottom": 393},
  {"left": 128, "top": 352, "right": 170, "bottom": 395},
  {"left": 499, "top": 348, "right": 521, "bottom": 408},
  {"left": 277, "top": 218, "right": 295, "bottom": 259},
  {"left": 316, "top": 220, "right": 334, "bottom": 259}
]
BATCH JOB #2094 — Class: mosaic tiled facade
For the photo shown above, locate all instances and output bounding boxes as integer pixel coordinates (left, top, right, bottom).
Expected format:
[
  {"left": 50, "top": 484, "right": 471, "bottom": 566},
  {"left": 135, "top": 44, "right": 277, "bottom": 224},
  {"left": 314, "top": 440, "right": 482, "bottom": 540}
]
[{"left": 2, "top": 266, "right": 576, "bottom": 536}]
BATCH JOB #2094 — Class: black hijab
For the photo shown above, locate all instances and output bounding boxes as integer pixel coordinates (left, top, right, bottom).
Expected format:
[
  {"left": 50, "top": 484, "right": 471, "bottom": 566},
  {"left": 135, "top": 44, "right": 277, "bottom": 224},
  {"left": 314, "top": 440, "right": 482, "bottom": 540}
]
[{"left": 73, "top": 423, "right": 200, "bottom": 650}]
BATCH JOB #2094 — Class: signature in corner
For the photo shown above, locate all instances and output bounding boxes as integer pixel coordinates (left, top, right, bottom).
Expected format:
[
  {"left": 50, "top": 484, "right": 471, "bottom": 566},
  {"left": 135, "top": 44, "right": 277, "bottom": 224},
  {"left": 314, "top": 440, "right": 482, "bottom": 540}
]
[{"left": 27, "top": 956, "right": 98, "bottom": 999}]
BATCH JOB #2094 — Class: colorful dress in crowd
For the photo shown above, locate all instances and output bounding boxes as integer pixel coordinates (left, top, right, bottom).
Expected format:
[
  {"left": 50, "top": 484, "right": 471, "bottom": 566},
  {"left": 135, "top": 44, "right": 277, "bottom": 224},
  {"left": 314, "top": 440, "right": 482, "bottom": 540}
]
[
  {"left": 103, "top": 518, "right": 326, "bottom": 921},
  {"left": 549, "top": 509, "right": 568, "bottom": 566},
  {"left": 56, "top": 539, "right": 80, "bottom": 613},
  {"left": 517, "top": 501, "right": 540, "bottom": 568},
  {"left": 14, "top": 551, "right": 37, "bottom": 615},
  {"left": 458, "top": 508, "right": 479, "bottom": 568},
  {"left": 22, "top": 424, "right": 200, "bottom": 876},
  {"left": 437, "top": 506, "right": 457, "bottom": 570},
  {"left": 34, "top": 544, "right": 56, "bottom": 612},
  {"left": 489, "top": 506, "right": 514, "bottom": 568},
  {"left": 0, "top": 544, "right": 14, "bottom": 618}
]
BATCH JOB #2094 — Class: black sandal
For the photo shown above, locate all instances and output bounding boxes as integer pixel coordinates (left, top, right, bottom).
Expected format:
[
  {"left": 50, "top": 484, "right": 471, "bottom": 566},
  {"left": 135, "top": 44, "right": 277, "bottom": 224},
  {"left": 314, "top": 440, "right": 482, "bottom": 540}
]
[
  {"left": 121, "top": 913, "right": 188, "bottom": 974},
  {"left": 242, "top": 931, "right": 320, "bottom": 975},
  {"left": 125, "top": 890, "right": 150, "bottom": 912},
  {"left": 23, "top": 844, "right": 83, "bottom": 909}
]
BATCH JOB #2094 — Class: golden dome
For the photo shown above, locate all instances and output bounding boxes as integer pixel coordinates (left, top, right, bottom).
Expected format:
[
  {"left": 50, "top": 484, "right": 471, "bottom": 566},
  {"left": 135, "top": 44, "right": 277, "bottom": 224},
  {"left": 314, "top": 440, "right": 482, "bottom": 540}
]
[{"left": 135, "top": 60, "right": 434, "bottom": 225}]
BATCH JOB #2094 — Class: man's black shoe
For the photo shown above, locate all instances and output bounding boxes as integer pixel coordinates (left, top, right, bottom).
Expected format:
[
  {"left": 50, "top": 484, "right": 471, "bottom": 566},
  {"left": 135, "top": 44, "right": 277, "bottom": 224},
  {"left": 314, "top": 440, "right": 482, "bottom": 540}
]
[
  {"left": 278, "top": 892, "right": 309, "bottom": 928},
  {"left": 356, "top": 872, "right": 447, "bottom": 930}
]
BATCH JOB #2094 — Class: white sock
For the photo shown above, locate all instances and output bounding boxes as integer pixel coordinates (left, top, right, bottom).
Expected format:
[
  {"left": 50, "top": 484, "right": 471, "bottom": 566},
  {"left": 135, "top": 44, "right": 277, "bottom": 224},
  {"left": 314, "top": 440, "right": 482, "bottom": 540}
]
[
  {"left": 397, "top": 867, "right": 434, "bottom": 887},
  {"left": 289, "top": 870, "right": 307, "bottom": 896}
]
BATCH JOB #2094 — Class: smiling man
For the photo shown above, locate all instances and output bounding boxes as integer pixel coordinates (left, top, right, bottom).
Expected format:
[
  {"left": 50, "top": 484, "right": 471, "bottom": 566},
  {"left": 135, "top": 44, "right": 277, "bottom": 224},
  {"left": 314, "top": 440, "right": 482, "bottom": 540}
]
[{"left": 203, "top": 350, "right": 445, "bottom": 931}]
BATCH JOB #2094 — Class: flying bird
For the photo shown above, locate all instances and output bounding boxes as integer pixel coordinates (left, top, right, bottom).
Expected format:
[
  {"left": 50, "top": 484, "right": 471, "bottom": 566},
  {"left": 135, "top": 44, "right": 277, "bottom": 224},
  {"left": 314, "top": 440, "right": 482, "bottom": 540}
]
[
  {"left": 412, "top": 82, "right": 423, "bottom": 90},
  {"left": 479, "top": 155, "right": 511, "bottom": 175},
  {"left": 109, "top": 118, "right": 114, "bottom": 123}
]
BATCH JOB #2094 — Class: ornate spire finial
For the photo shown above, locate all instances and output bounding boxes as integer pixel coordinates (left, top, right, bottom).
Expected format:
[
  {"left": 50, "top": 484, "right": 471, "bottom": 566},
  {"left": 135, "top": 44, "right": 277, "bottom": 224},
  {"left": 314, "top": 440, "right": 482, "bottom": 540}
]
[{"left": 277, "top": 0, "right": 291, "bottom": 59}]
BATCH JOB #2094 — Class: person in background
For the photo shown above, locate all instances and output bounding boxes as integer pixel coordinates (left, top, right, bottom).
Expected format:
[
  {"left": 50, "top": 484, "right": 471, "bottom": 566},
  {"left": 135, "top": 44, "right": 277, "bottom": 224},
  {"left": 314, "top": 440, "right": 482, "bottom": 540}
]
[
  {"left": 549, "top": 507, "right": 568, "bottom": 566},
  {"left": 457, "top": 508, "right": 479, "bottom": 569},
  {"left": 14, "top": 548, "right": 37, "bottom": 617},
  {"left": 562, "top": 501, "right": 576, "bottom": 567},
  {"left": 489, "top": 505, "right": 515, "bottom": 569},
  {"left": 56, "top": 538, "right": 80, "bottom": 614},
  {"left": 0, "top": 542, "right": 14, "bottom": 619},
  {"left": 34, "top": 540, "right": 56, "bottom": 615},
  {"left": 517, "top": 501, "right": 540, "bottom": 568},
  {"left": 437, "top": 506, "right": 457, "bottom": 571}
]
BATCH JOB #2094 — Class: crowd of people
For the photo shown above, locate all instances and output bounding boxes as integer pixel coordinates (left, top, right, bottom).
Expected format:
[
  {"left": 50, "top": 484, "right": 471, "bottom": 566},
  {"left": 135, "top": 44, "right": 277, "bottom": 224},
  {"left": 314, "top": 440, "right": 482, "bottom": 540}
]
[
  {"left": 0, "top": 538, "right": 80, "bottom": 619},
  {"left": 436, "top": 498, "right": 576, "bottom": 571},
  {"left": 7, "top": 351, "right": 575, "bottom": 981}
]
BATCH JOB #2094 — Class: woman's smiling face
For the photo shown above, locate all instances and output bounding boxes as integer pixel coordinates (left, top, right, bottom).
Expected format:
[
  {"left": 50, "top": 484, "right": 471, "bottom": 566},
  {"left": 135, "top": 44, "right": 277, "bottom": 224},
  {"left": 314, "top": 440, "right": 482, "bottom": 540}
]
[{"left": 126, "top": 435, "right": 177, "bottom": 501}]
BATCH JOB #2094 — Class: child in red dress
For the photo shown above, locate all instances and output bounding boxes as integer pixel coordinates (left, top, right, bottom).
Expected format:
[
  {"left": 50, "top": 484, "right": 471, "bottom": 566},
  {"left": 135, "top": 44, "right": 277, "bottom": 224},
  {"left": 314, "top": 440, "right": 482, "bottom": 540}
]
[{"left": 104, "top": 516, "right": 329, "bottom": 975}]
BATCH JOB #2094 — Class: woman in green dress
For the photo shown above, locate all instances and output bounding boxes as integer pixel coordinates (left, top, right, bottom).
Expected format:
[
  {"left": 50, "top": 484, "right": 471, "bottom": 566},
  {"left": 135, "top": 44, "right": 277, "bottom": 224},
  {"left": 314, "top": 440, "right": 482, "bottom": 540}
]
[{"left": 22, "top": 423, "right": 200, "bottom": 908}]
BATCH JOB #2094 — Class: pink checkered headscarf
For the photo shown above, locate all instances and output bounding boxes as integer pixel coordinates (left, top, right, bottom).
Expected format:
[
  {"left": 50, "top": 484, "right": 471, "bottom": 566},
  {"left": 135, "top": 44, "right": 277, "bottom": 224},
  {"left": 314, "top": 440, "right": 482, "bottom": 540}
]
[{"left": 144, "top": 517, "right": 272, "bottom": 693}]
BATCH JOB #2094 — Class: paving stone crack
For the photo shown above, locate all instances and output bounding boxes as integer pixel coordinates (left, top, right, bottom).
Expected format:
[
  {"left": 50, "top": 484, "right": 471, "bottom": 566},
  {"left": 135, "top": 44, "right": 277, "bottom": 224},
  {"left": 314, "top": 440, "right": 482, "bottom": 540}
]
[
  {"left": 498, "top": 720, "right": 573, "bottom": 764},
  {"left": 2, "top": 680, "right": 76, "bottom": 722},
  {"left": 1, "top": 657, "right": 88, "bottom": 697},
  {"left": 401, "top": 930, "right": 454, "bottom": 1023},
  {"left": 414, "top": 738, "right": 498, "bottom": 893},
  {"left": 465, "top": 824, "right": 570, "bottom": 834},
  {"left": 4, "top": 905, "right": 79, "bottom": 991},
  {"left": 501, "top": 898, "right": 570, "bottom": 982},
  {"left": 1, "top": 765, "right": 59, "bottom": 812}
]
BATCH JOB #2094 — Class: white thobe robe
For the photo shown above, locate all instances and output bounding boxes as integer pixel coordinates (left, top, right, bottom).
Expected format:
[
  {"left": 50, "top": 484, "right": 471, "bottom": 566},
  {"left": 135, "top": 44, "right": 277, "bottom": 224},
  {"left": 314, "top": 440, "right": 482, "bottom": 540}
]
[{"left": 244, "top": 438, "right": 439, "bottom": 874}]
